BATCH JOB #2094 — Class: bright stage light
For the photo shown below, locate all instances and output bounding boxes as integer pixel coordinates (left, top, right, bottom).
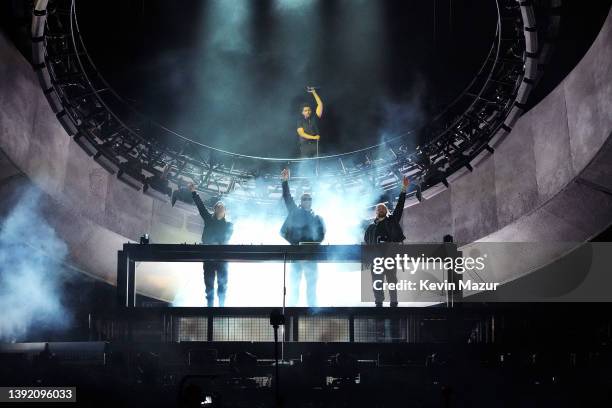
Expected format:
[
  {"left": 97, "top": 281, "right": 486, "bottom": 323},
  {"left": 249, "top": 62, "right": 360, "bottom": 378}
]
[
  {"left": 274, "top": 0, "right": 314, "bottom": 13},
  {"left": 204, "top": 0, "right": 251, "bottom": 53},
  {"left": 170, "top": 260, "right": 364, "bottom": 307},
  {"left": 167, "top": 179, "right": 381, "bottom": 307}
]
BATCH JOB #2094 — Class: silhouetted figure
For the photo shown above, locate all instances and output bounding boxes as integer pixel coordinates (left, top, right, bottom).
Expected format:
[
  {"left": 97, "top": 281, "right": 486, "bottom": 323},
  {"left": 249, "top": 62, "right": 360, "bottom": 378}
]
[
  {"left": 189, "top": 183, "right": 233, "bottom": 307},
  {"left": 280, "top": 169, "right": 326, "bottom": 306},
  {"left": 364, "top": 176, "right": 410, "bottom": 307}
]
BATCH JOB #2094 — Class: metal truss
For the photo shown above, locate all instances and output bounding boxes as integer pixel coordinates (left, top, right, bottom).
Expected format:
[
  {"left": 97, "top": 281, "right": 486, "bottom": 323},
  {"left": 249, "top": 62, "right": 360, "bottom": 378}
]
[{"left": 31, "top": 0, "right": 538, "bottom": 205}]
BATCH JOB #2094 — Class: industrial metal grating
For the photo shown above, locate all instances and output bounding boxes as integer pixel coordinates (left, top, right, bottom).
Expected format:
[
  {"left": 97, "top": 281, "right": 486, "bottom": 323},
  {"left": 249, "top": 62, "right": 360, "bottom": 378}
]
[
  {"left": 298, "top": 316, "right": 349, "bottom": 342},
  {"left": 212, "top": 317, "right": 275, "bottom": 342},
  {"left": 354, "top": 317, "right": 407, "bottom": 343},
  {"left": 176, "top": 316, "right": 208, "bottom": 342}
]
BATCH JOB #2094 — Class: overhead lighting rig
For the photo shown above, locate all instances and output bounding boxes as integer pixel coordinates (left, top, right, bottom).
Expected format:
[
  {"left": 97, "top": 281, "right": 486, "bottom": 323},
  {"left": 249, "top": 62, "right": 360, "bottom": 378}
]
[{"left": 32, "top": 0, "right": 538, "bottom": 206}]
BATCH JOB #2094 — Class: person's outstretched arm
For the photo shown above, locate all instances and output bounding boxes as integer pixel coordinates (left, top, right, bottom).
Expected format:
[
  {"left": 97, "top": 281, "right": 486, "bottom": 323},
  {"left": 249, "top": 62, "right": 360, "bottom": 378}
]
[
  {"left": 391, "top": 176, "right": 410, "bottom": 222},
  {"left": 281, "top": 169, "right": 297, "bottom": 212},
  {"left": 309, "top": 88, "right": 323, "bottom": 118},
  {"left": 188, "top": 183, "right": 212, "bottom": 222},
  {"left": 297, "top": 127, "right": 320, "bottom": 141}
]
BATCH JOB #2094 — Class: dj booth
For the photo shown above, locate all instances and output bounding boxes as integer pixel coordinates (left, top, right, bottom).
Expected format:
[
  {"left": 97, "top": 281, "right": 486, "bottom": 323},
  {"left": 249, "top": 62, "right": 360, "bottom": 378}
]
[{"left": 117, "top": 243, "right": 462, "bottom": 308}]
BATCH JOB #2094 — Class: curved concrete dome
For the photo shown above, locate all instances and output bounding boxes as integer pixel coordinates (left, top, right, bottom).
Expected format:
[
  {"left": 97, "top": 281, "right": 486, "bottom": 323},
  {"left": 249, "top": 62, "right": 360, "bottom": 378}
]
[{"left": 0, "top": 8, "right": 611, "bottom": 303}]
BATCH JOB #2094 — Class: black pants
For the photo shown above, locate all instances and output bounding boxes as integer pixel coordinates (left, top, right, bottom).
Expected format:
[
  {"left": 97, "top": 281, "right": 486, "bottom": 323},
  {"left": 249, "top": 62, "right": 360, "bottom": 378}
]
[
  {"left": 203, "top": 262, "right": 228, "bottom": 307},
  {"left": 299, "top": 141, "right": 318, "bottom": 177},
  {"left": 288, "top": 261, "right": 318, "bottom": 307},
  {"left": 370, "top": 266, "right": 398, "bottom": 305},
  {"left": 299, "top": 141, "right": 318, "bottom": 158}
]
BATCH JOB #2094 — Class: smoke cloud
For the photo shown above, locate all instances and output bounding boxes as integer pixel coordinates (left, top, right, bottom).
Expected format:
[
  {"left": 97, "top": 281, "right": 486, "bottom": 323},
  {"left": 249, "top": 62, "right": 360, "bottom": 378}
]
[
  {"left": 0, "top": 187, "right": 71, "bottom": 341},
  {"left": 172, "top": 168, "right": 392, "bottom": 307},
  {"left": 132, "top": 0, "right": 429, "bottom": 158}
]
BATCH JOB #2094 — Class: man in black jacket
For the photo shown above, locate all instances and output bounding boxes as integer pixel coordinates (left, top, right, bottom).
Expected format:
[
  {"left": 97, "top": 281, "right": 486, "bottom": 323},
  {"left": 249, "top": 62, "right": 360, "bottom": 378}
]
[
  {"left": 364, "top": 176, "right": 410, "bottom": 307},
  {"left": 280, "top": 169, "right": 326, "bottom": 306},
  {"left": 188, "top": 183, "right": 234, "bottom": 307}
]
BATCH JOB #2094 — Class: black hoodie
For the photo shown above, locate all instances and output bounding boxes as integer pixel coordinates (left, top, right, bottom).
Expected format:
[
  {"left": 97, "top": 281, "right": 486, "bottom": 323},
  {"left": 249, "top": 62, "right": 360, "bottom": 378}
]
[
  {"left": 192, "top": 192, "right": 234, "bottom": 245},
  {"left": 280, "top": 181, "right": 326, "bottom": 245},
  {"left": 364, "top": 191, "right": 406, "bottom": 244}
]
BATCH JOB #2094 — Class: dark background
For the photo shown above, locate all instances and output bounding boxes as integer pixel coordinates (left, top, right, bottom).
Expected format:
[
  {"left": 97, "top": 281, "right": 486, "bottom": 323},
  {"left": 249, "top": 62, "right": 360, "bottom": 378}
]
[
  {"left": 75, "top": 0, "right": 498, "bottom": 157},
  {"left": 1, "top": 1, "right": 610, "bottom": 157}
]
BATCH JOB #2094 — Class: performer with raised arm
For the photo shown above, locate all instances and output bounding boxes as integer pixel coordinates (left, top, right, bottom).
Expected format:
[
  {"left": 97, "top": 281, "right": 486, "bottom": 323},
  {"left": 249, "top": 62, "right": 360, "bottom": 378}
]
[
  {"left": 280, "top": 168, "right": 326, "bottom": 306},
  {"left": 296, "top": 87, "right": 323, "bottom": 159},
  {"left": 364, "top": 176, "right": 410, "bottom": 307},
  {"left": 188, "top": 182, "right": 234, "bottom": 307}
]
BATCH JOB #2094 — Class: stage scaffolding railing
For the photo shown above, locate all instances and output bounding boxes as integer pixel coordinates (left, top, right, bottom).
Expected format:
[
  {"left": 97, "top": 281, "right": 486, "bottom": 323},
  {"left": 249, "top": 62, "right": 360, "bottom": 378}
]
[
  {"left": 91, "top": 306, "right": 493, "bottom": 345},
  {"left": 116, "top": 243, "right": 462, "bottom": 309},
  {"left": 114, "top": 243, "right": 464, "bottom": 352}
]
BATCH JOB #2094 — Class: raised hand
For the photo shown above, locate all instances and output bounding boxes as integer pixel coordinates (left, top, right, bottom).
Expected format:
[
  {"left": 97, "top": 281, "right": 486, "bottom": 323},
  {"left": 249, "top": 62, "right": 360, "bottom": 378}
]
[
  {"left": 281, "top": 168, "right": 290, "bottom": 182},
  {"left": 402, "top": 176, "right": 410, "bottom": 188},
  {"left": 187, "top": 182, "right": 196, "bottom": 192}
]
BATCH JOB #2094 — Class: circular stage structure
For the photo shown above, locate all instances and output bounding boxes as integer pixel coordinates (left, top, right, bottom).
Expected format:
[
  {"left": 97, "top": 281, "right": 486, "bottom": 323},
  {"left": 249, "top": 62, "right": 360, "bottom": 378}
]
[
  {"left": 0, "top": 2, "right": 610, "bottom": 304},
  {"left": 31, "top": 0, "right": 538, "bottom": 204}
]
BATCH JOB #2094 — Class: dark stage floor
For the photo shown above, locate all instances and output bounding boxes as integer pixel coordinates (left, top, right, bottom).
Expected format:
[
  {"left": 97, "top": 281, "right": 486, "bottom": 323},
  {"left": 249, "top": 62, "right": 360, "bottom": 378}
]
[{"left": 2, "top": 304, "right": 612, "bottom": 407}]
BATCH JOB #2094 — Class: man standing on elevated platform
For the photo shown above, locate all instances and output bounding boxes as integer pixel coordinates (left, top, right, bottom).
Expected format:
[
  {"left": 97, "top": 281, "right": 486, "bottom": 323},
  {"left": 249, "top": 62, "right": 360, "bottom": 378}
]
[
  {"left": 296, "top": 87, "right": 323, "bottom": 177},
  {"left": 280, "top": 168, "right": 326, "bottom": 306},
  {"left": 296, "top": 87, "right": 323, "bottom": 158},
  {"left": 188, "top": 182, "right": 234, "bottom": 307},
  {"left": 364, "top": 176, "right": 410, "bottom": 307}
]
